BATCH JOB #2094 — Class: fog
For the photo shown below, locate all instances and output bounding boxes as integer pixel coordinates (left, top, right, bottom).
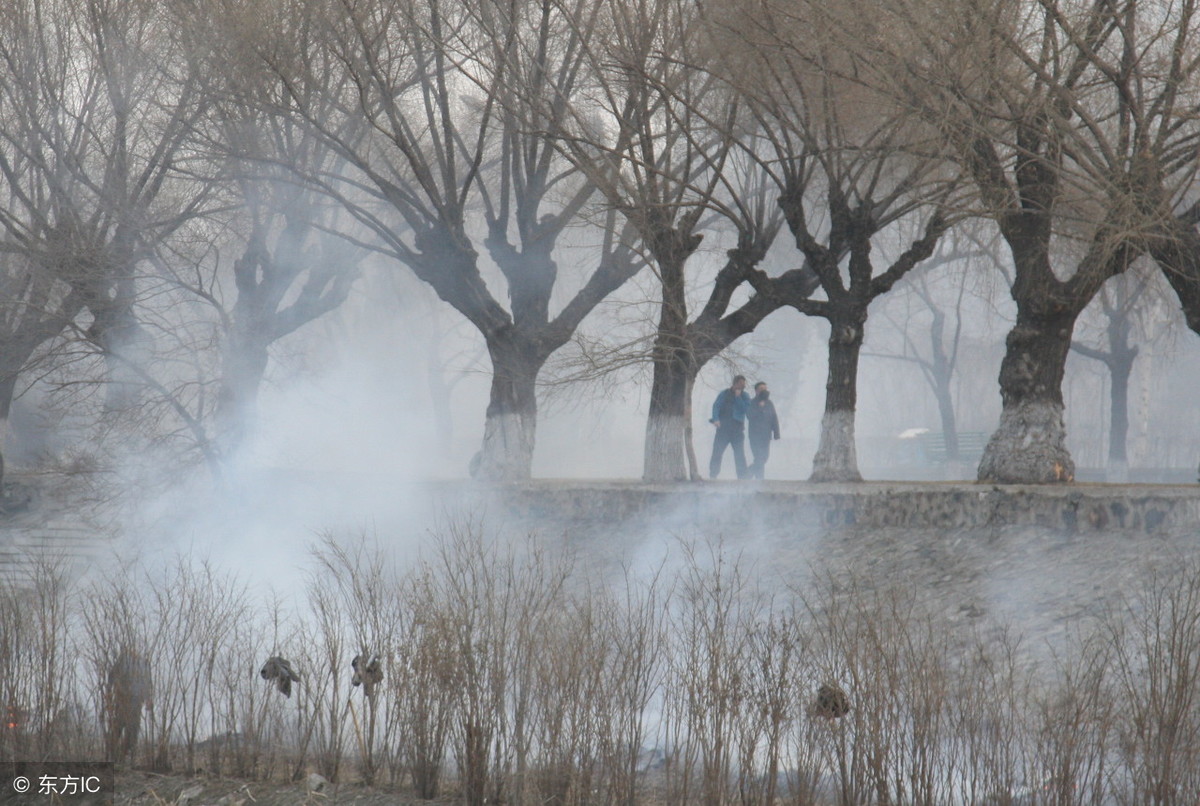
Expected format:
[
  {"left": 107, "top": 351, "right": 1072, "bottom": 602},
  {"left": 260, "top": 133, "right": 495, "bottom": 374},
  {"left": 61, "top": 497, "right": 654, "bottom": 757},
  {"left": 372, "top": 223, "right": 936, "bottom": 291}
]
[
  {"left": 230, "top": 249, "right": 1200, "bottom": 489},
  {"left": 6, "top": 2, "right": 1200, "bottom": 802},
  {"left": 37, "top": 240, "right": 1185, "bottom": 607}
]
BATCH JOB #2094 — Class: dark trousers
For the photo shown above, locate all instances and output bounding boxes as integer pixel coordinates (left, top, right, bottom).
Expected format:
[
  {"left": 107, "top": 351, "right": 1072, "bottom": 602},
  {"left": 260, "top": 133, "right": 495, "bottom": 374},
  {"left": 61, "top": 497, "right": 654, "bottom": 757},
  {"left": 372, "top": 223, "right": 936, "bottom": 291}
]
[
  {"left": 748, "top": 436, "right": 771, "bottom": 479},
  {"left": 710, "top": 422, "right": 747, "bottom": 479}
]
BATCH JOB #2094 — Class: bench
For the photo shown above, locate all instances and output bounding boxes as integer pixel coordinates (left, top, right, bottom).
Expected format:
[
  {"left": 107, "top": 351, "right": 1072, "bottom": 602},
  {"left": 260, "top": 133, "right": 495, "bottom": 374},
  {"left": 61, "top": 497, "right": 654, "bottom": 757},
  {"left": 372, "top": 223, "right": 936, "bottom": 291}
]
[{"left": 918, "top": 431, "right": 988, "bottom": 465}]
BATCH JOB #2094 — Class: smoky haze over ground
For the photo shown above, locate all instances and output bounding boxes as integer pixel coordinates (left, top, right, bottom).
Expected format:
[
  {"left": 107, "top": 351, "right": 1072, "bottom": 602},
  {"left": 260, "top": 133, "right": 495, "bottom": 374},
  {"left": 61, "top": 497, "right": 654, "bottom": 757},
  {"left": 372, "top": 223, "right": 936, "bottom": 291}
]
[
  {"left": 28, "top": 229, "right": 1189, "bottom": 587},
  {"left": 151, "top": 244, "right": 1200, "bottom": 481},
  {"left": 9, "top": 3, "right": 1200, "bottom": 802},
  {"left": 57, "top": 244, "right": 1192, "bottom": 602},
  {"left": 5, "top": 0, "right": 1200, "bottom": 550}
]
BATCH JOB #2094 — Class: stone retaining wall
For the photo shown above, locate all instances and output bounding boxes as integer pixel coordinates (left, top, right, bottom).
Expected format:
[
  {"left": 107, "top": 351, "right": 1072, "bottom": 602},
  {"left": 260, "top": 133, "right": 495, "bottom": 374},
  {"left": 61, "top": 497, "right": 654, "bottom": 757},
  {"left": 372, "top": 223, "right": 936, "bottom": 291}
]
[
  {"left": 423, "top": 480, "right": 1200, "bottom": 654},
  {"left": 479, "top": 480, "right": 1200, "bottom": 534}
]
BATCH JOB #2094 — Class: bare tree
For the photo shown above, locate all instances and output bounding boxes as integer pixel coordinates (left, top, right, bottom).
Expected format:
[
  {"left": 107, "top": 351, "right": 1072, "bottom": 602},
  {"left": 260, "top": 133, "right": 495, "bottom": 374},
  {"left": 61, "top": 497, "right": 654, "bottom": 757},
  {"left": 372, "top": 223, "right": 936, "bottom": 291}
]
[
  {"left": 0, "top": 251, "right": 83, "bottom": 490},
  {"left": 216, "top": 186, "right": 362, "bottom": 460},
  {"left": 979, "top": 0, "right": 1200, "bottom": 480},
  {"left": 868, "top": 227, "right": 1007, "bottom": 470},
  {"left": 808, "top": 0, "right": 1159, "bottom": 483},
  {"left": 719, "top": 1, "right": 952, "bottom": 482},
  {"left": 195, "top": 36, "right": 367, "bottom": 459},
  {"left": 554, "top": 0, "right": 824, "bottom": 481},
  {"left": 0, "top": 0, "right": 214, "bottom": 468},
  {"left": 1113, "top": 4, "right": 1200, "bottom": 332},
  {"left": 231, "top": 0, "right": 642, "bottom": 481},
  {"left": 1070, "top": 274, "right": 1146, "bottom": 480},
  {"left": 873, "top": 252, "right": 974, "bottom": 465}
]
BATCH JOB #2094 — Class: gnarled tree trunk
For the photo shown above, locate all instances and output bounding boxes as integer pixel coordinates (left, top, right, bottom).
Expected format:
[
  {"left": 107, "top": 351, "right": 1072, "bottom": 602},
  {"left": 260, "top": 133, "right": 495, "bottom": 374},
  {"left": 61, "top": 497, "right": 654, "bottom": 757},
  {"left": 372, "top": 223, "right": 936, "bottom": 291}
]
[{"left": 978, "top": 306, "right": 1077, "bottom": 483}]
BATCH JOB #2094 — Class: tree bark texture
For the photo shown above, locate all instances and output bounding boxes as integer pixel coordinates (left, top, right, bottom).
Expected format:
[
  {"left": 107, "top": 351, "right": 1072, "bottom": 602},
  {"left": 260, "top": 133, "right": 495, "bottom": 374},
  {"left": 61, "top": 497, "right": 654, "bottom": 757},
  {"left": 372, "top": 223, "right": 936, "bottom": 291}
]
[
  {"left": 643, "top": 358, "right": 691, "bottom": 483},
  {"left": 475, "top": 336, "right": 545, "bottom": 482},
  {"left": 643, "top": 251, "right": 694, "bottom": 482},
  {"left": 973, "top": 191, "right": 1129, "bottom": 483},
  {"left": 977, "top": 308, "right": 1077, "bottom": 483},
  {"left": 810, "top": 314, "right": 865, "bottom": 482}
]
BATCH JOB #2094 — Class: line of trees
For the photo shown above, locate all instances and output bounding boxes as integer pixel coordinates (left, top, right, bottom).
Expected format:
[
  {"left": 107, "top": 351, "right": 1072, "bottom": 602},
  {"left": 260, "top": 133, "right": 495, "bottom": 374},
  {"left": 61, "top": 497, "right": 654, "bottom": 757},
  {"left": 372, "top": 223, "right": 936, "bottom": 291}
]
[{"left": 2, "top": 0, "right": 1200, "bottom": 488}]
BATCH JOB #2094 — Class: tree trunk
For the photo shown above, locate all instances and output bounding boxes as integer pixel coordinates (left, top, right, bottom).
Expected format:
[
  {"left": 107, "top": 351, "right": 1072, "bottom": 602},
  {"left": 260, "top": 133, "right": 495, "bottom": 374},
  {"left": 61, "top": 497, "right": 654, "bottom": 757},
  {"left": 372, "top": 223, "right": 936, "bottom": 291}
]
[
  {"left": 810, "top": 313, "right": 865, "bottom": 482},
  {"left": 1150, "top": 220, "right": 1200, "bottom": 336},
  {"left": 683, "top": 375, "right": 700, "bottom": 481},
  {"left": 92, "top": 274, "right": 147, "bottom": 413},
  {"left": 215, "top": 330, "right": 270, "bottom": 459},
  {"left": 927, "top": 306, "right": 960, "bottom": 464},
  {"left": 99, "top": 322, "right": 150, "bottom": 413},
  {"left": 1107, "top": 349, "right": 1134, "bottom": 480},
  {"left": 643, "top": 252, "right": 692, "bottom": 483},
  {"left": 643, "top": 354, "right": 691, "bottom": 482},
  {"left": 934, "top": 379, "right": 959, "bottom": 463},
  {"left": 0, "top": 371, "right": 15, "bottom": 493},
  {"left": 977, "top": 308, "right": 1077, "bottom": 483},
  {"left": 0, "top": 285, "right": 84, "bottom": 492},
  {"left": 475, "top": 336, "right": 543, "bottom": 481}
]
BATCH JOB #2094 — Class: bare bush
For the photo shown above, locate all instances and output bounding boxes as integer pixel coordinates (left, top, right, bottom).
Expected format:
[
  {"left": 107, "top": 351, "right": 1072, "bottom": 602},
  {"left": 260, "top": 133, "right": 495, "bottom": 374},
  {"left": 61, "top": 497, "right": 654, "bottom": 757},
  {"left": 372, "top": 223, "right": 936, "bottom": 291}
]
[
  {"left": 0, "top": 557, "right": 81, "bottom": 762},
  {"left": 5, "top": 529, "right": 1200, "bottom": 806},
  {"left": 1105, "top": 561, "right": 1200, "bottom": 805},
  {"left": 392, "top": 567, "right": 458, "bottom": 796}
]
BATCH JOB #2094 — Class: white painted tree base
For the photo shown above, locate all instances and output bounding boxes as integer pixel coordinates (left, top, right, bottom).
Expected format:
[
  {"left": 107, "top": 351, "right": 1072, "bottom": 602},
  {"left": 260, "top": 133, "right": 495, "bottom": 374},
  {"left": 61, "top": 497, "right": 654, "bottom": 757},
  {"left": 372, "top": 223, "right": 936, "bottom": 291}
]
[
  {"left": 476, "top": 412, "right": 535, "bottom": 481},
  {"left": 810, "top": 410, "right": 862, "bottom": 482},
  {"left": 643, "top": 413, "right": 688, "bottom": 482},
  {"left": 978, "top": 400, "right": 1074, "bottom": 483}
]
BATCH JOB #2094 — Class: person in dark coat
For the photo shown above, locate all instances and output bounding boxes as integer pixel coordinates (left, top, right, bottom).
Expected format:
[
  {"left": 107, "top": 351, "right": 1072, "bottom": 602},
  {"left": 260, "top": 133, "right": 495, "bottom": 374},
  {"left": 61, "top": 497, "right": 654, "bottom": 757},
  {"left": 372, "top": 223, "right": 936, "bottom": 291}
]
[
  {"left": 709, "top": 375, "right": 751, "bottom": 479},
  {"left": 746, "top": 381, "right": 780, "bottom": 479}
]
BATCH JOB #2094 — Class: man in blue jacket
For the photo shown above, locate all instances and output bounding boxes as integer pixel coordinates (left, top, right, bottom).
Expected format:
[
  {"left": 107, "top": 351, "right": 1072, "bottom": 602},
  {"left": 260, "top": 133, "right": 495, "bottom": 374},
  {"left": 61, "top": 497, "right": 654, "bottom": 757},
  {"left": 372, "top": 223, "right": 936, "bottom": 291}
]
[{"left": 709, "top": 375, "right": 750, "bottom": 479}]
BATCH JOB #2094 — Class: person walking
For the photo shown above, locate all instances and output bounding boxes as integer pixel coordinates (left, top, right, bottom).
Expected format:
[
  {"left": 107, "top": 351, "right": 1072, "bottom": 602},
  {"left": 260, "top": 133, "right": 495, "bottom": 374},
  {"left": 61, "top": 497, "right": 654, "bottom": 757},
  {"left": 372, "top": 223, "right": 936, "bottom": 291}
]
[
  {"left": 747, "top": 381, "right": 781, "bottom": 479},
  {"left": 709, "top": 375, "right": 750, "bottom": 479}
]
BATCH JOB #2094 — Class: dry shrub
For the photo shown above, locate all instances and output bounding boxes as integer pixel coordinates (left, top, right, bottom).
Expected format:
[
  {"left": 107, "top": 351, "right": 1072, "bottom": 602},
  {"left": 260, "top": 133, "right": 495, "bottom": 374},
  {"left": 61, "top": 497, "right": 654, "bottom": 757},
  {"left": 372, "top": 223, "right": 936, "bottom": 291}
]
[
  {"left": 6, "top": 528, "right": 1200, "bottom": 806},
  {"left": 81, "top": 556, "right": 266, "bottom": 775},
  {"left": 949, "top": 628, "right": 1031, "bottom": 806},
  {"left": 308, "top": 533, "right": 402, "bottom": 785},
  {"left": 0, "top": 557, "right": 81, "bottom": 762},
  {"left": 591, "top": 565, "right": 669, "bottom": 806},
  {"left": 415, "top": 519, "right": 578, "bottom": 806},
  {"left": 1105, "top": 560, "right": 1200, "bottom": 806},
  {"left": 392, "top": 565, "right": 458, "bottom": 796}
]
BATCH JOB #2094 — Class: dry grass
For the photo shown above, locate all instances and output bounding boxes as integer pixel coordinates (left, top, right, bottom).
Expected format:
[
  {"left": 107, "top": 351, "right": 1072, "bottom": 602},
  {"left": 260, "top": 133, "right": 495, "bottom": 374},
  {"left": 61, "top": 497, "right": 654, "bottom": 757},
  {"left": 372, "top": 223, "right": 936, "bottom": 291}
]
[{"left": 2, "top": 524, "right": 1200, "bottom": 805}]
